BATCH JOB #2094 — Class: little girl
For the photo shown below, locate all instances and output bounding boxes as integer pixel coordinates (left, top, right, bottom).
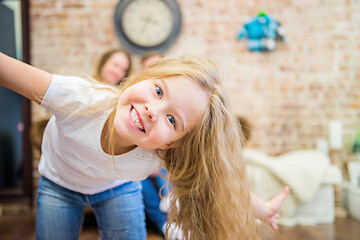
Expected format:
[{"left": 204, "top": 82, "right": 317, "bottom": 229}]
[{"left": 0, "top": 52, "right": 288, "bottom": 240}]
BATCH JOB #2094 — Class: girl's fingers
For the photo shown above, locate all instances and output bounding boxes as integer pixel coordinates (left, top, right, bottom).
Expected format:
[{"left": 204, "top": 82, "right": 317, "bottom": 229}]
[
  {"left": 271, "top": 221, "right": 279, "bottom": 231},
  {"left": 267, "top": 213, "right": 280, "bottom": 230},
  {"left": 279, "top": 186, "right": 290, "bottom": 202},
  {"left": 271, "top": 186, "right": 290, "bottom": 213},
  {"left": 283, "top": 186, "right": 290, "bottom": 196}
]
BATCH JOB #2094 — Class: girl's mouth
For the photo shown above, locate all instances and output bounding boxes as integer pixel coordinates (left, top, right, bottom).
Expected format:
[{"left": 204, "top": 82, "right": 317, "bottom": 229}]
[{"left": 130, "top": 106, "right": 145, "bottom": 132}]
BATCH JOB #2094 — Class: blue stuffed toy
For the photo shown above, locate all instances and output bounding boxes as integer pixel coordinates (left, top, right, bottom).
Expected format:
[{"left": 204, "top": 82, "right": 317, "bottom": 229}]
[{"left": 237, "top": 12, "right": 286, "bottom": 52}]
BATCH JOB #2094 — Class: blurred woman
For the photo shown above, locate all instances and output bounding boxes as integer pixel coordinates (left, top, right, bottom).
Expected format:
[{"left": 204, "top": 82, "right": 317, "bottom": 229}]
[{"left": 94, "top": 49, "right": 132, "bottom": 85}]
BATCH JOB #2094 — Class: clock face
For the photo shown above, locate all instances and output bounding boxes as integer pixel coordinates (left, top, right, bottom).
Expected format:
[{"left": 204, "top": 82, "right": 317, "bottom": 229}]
[
  {"left": 114, "top": 0, "right": 182, "bottom": 55},
  {"left": 122, "top": 0, "right": 174, "bottom": 47}
]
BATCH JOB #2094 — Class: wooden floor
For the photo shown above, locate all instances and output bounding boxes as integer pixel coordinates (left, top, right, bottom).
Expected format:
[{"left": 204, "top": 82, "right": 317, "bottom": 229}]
[{"left": 0, "top": 211, "right": 359, "bottom": 240}]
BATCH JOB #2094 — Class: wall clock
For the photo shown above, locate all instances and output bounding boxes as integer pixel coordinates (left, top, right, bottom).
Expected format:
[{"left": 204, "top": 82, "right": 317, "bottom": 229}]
[{"left": 114, "top": 0, "right": 182, "bottom": 55}]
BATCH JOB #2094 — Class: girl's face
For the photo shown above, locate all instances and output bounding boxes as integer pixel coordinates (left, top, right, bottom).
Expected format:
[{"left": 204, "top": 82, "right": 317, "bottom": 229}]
[
  {"left": 101, "top": 52, "right": 129, "bottom": 85},
  {"left": 114, "top": 76, "right": 208, "bottom": 150}
]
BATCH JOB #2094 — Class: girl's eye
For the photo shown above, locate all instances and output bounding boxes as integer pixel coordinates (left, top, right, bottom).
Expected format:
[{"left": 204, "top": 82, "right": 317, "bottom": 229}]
[
  {"left": 167, "top": 115, "right": 176, "bottom": 127},
  {"left": 155, "top": 86, "right": 163, "bottom": 98}
]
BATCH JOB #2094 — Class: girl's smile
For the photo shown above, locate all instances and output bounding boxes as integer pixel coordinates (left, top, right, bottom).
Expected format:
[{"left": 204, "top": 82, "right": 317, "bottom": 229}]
[{"left": 130, "top": 105, "right": 145, "bottom": 132}]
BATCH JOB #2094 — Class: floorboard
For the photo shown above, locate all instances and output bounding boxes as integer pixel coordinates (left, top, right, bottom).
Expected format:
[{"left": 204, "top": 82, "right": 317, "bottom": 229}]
[{"left": 0, "top": 212, "right": 359, "bottom": 239}]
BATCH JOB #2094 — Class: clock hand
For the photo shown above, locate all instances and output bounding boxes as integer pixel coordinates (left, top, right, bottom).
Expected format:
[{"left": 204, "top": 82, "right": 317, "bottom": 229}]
[
  {"left": 147, "top": 17, "right": 159, "bottom": 25},
  {"left": 138, "top": 14, "right": 152, "bottom": 36},
  {"left": 139, "top": 23, "right": 148, "bottom": 36}
]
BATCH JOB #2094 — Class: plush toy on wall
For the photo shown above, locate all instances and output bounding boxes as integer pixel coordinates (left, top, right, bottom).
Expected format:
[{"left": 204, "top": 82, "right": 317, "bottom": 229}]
[{"left": 237, "top": 11, "right": 286, "bottom": 52}]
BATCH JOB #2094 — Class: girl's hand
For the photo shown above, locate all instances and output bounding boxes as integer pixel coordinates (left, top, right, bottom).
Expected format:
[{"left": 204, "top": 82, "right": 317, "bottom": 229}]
[
  {"left": 263, "top": 186, "right": 290, "bottom": 230},
  {"left": 251, "top": 186, "right": 290, "bottom": 230}
]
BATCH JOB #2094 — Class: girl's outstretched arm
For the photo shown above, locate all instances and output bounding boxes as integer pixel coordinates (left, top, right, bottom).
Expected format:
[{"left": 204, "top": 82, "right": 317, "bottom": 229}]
[
  {"left": 251, "top": 186, "right": 290, "bottom": 230},
  {"left": 0, "top": 52, "right": 52, "bottom": 104}
]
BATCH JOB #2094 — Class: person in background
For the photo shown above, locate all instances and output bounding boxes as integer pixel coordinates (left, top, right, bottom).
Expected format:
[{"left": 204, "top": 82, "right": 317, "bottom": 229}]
[
  {"left": 141, "top": 52, "right": 163, "bottom": 70},
  {"left": 93, "top": 49, "right": 132, "bottom": 85}
]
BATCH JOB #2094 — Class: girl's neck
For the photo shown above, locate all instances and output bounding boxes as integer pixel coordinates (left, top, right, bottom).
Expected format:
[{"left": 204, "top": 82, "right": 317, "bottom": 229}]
[{"left": 101, "top": 110, "right": 136, "bottom": 155}]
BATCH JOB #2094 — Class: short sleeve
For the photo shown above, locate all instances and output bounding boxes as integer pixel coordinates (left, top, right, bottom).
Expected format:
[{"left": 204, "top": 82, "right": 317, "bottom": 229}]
[{"left": 40, "top": 74, "right": 93, "bottom": 122}]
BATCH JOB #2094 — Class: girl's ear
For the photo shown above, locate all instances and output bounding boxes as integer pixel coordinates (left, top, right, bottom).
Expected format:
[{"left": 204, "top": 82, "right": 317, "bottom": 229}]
[{"left": 159, "top": 141, "right": 183, "bottom": 150}]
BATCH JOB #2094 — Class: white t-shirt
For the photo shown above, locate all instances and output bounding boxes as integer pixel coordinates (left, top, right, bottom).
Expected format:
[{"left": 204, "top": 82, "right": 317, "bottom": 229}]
[{"left": 39, "top": 74, "right": 162, "bottom": 194}]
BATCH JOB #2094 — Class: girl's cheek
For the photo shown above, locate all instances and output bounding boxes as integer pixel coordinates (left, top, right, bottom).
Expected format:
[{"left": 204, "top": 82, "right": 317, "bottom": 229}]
[{"left": 153, "top": 124, "right": 171, "bottom": 138}]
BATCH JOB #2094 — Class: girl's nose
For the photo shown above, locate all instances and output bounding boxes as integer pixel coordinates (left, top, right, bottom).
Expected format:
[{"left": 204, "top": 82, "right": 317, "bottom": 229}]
[{"left": 144, "top": 104, "right": 157, "bottom": 122}]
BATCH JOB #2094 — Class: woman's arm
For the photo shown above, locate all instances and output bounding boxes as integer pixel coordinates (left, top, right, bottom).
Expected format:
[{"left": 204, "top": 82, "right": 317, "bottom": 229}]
[
  {"left": 0, "top": 52, "right": 52, "bottom": 104},
  {"left": 251, "top": 186, "right": 290, "bottom": 230}
]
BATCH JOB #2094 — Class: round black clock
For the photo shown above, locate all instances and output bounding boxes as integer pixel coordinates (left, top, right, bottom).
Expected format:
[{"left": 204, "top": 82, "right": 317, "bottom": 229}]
[{"left": 114, "top": 0, "right": 182, "bottom": 55}]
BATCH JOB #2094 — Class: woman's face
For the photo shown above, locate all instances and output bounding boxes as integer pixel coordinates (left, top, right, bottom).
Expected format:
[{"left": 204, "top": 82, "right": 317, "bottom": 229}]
[
  {"left": 114, "top": 76, "right": 208, "bottom": 150},
  {"left": 142, "top": 55, "right": 162, "bottom": 69},
  {"left": 101, "top": 52, "right": 129, "bottom": 85}
]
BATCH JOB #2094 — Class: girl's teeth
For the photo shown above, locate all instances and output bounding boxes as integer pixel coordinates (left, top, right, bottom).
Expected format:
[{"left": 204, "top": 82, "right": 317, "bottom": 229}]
[{"left": 131, "top": 108, "right": 144, "bottom": 130}]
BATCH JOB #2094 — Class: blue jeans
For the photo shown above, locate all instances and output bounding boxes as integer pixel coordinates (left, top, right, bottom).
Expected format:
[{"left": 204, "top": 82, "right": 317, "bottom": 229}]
[
  {"left": 141, "top": 169, "right": 169, "bottom": 233},
  {"left": 36, "top": 176, "right": 146, "bottom": 240}
]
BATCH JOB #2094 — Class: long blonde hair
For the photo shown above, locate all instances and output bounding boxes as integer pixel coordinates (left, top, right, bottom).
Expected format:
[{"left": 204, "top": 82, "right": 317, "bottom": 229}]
[{"left": 105, "top": 55, "right": 271, "bottom": 239}]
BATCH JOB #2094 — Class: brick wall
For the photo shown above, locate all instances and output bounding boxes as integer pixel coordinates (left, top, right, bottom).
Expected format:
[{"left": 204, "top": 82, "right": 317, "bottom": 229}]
[{"left": 29, "top": 0, "right": 360, "bottom": 192}]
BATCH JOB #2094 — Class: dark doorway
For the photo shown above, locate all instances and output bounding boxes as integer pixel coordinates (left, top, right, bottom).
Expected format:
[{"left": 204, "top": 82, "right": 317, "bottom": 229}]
[{"left": 0, "top": 0, "right": 32, "bottom": 205}]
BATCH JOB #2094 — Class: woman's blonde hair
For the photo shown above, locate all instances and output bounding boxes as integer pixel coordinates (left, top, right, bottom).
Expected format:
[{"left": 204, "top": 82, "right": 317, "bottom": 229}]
[{"left": 101, "top": 55, "right": 272, "bottom": 239}]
